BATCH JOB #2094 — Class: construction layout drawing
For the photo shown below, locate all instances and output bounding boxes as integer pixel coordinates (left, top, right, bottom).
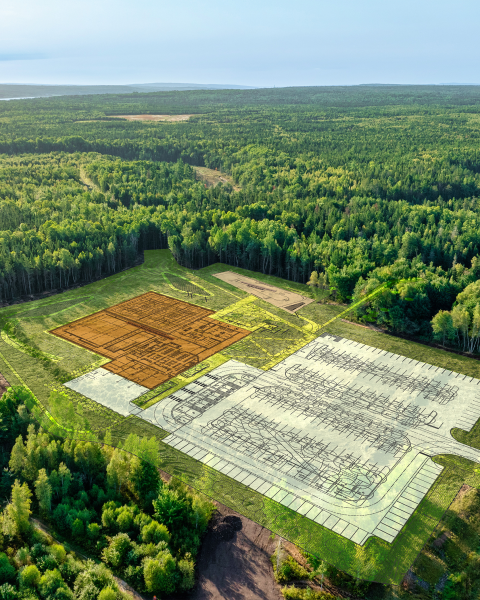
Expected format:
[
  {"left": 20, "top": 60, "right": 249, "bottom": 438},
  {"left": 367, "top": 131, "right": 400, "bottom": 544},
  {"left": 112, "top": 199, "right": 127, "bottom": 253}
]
[
  {"left": 213, "top": 271, "right": 313, "bottom": 313},
  {"left": 64, "top": 322, "right": 480, "bottom": 547},
  {"left": 52, "top": 292, "right": 249, "bottom": 388}
]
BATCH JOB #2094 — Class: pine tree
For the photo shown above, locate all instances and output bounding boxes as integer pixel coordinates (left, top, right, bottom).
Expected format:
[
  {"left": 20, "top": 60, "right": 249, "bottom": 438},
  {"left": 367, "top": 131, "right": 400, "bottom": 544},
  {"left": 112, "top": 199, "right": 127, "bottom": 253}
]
[{"left": 9, "top": 435, "right": 26, "bottom": 474}]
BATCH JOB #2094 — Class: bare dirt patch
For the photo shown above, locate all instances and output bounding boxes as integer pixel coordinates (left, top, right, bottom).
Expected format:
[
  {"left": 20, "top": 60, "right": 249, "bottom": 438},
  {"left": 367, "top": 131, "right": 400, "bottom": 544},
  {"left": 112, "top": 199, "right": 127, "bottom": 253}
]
[
  {"left": 191, "top": 502, "right": 283, "bottom": 600},
  {"left": 456, "top": 483, "right": 473, "bottom": 501},
  {"left": 213, "top": 271, "right": 313, "bottom": 313},
  {"left": 194, "top": 166, "right": 241, "bottom": 191},
  {"left": 109, "top": 114, "right": 193, "bottom": 122}
]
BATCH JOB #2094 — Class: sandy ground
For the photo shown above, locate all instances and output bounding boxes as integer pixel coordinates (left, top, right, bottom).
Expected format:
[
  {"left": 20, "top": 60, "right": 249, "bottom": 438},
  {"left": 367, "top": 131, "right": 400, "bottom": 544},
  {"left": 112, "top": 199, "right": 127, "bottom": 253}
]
[
  {"left": 110, "top": 114, "right": 193, "bottom": 122},
  {"left": 191, "top": 502, "right": 283, "bottom": 600}
]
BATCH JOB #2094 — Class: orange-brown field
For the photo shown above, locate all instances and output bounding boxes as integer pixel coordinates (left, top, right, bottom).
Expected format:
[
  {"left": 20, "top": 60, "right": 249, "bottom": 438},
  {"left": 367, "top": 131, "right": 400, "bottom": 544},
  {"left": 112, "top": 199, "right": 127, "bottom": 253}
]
[{"left": 51, "top": 292, "right": 249, "bottom": 388}]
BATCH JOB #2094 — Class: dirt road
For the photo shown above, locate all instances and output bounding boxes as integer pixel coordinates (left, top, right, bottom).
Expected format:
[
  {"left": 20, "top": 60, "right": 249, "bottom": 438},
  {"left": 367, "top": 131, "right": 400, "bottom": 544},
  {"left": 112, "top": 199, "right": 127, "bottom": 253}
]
[{"left": 191, "top": 503, "right": 283, "bottom": 600}]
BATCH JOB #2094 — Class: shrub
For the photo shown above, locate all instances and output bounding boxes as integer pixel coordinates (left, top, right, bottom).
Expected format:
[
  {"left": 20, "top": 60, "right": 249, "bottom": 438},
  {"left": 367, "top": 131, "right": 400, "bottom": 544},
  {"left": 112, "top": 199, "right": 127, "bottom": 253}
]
[
  {"left": 20, "top": 592, "right": 39, "bottom": 600},
  {"left": 53, "top": 588, "right": 73, "bottom": 600},
  {"left": 36, "top": 556, "right": 58, "bottom": 574},
  {"left": 178, "top": 555, "right": 195, "bottom": 591},
  {"left": 87, "top": 524, "right": 100, "bottom": 541},
  {"left": 143, "top": 552, "right": 176, "bottom": 595},
  {"left": 97, "top": 587, "right": 116, "bottom": 600},
  {"left": 48, "top": 546, "right": 66, "bottom": 566},
  {"left": 13, "top": 548, "right": 31, "bottom": 568},
  {"left": 324, "top": 564, "right": 371, "bottom": 596},
  {"left": 58, "top": 557, "right": 82, "bottom": 587},
  {"left": 153, "top": 487, "right": 192, "bottom": 532},
  {"left": 272, "top": 554, "right": 309, "bottom": 583},
  {"left": 0, "top": 584, "right": 17, "bottom": 600},
  {"left": 52, "top": 506, "right": 69, "bottom": 532},
  {"left": 101, "top": 534, "right": 132, "bottom": 569},
  {"left": 141, "top": 521, "right": 170, "bottom": 545},
  {"left": 100, "top": 510, "right": 116, "bottom": 531},
  {"left": 74, "top": 562, "right": 117, "bottom": 600},
  {"left": 116, "top": 508, "right": 135, "bottom": 534},
  {"left": 282, "top": 586, "right": 337, "bottom": 600},
  {"left": 30, "top": 546, "right": 48, "bottom": 562},
  {"left": 73, "top": 581, "right": 98, "bottom": 600},
  {"left": 38, "top": 569, "right": 66, "bottom": 598},
  {"left": 20, "top": 565, "right": 41, "bottom": 588},
  {"left": 71, "top": 519, "right": 84, "bottom": 539},
  {"left": 123, "top": 566, "right": 144, "bottom": 593}
]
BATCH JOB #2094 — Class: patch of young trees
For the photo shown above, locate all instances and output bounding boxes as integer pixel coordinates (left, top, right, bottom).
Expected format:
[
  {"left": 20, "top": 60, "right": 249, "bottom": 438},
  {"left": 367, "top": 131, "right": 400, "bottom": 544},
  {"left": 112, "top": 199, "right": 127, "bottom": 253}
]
[{"left": 0, "top": 387, "right": 214, "bottom": 597}]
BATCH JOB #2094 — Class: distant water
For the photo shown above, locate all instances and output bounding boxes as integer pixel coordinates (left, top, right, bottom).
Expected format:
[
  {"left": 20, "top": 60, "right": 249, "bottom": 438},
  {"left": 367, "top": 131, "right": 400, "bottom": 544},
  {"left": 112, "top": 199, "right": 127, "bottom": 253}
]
[{"left": 0, "top": 96, "right": 40, "bottom": 101}]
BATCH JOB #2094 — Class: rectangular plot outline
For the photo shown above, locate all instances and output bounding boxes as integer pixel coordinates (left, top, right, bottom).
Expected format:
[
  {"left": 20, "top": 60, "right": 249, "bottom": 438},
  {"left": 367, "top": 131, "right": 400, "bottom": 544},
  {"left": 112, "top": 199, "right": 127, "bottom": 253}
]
[{"left": 51, "top": 292, "right": 250, "bottom": 389}]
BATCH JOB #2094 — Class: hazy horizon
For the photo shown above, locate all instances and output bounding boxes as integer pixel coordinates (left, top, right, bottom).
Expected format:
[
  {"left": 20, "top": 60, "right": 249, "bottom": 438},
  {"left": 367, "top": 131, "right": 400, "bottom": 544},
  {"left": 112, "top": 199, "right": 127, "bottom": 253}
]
[{"left": 1, "top": 0, "right": 479, "bottom": 87}]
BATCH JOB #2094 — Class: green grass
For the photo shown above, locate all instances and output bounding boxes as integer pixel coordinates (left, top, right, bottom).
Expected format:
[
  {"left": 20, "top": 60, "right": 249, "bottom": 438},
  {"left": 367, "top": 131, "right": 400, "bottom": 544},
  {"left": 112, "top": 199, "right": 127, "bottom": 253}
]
[{"left": 2, "top": 249, "right": 480, "bottom": 586}]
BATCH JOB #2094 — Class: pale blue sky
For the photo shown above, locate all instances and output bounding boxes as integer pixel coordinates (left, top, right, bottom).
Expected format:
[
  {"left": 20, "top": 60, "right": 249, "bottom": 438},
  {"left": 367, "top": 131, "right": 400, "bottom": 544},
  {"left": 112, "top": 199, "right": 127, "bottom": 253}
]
[{"left": 1, "top": 0, "right": 479, "bottom": 86}]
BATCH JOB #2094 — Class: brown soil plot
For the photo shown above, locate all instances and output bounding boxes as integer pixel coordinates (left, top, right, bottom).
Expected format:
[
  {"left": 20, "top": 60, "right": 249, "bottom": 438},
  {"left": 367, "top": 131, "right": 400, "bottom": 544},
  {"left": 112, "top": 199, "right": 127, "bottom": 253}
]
[{"left": 51, "top": 292, "right": 249, "bottom": 388}]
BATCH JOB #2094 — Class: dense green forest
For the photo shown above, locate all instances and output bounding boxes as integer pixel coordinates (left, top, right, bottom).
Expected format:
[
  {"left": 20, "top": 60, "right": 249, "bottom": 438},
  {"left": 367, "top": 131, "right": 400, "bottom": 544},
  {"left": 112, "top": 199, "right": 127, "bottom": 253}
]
[
  {"left": 0, "top": 386, "right": 213, "bottom": 597},
  {"left": 1, "top": 85, "right": 480, "bottom": 352}
]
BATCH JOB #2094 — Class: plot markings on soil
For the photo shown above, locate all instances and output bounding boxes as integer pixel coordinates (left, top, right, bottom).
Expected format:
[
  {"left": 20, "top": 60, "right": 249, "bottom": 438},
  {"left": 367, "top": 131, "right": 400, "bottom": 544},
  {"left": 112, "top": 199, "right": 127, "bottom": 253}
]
[
  {"left": 213, "top": 271, "right": 313, "bottom": 313},
  {"left": 51, "top": 292, "right": 249, "bottom": 388}
]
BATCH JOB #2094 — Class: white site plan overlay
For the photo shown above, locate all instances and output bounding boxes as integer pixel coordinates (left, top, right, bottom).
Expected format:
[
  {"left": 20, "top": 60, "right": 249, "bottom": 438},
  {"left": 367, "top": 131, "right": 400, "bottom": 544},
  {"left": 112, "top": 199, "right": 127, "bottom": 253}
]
[{"left": 65, "top": 333, "right": 480, "bottom": 545}]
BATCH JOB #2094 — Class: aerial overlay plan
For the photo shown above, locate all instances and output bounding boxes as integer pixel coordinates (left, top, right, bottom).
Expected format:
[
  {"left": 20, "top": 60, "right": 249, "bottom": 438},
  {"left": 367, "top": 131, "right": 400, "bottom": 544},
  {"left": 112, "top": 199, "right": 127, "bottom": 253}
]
[
  {"left": 3, "top": 82, "right": 480, "bottom": 599},
  {"left": 2, "top": 248, "right": 480, "bottom": 587}
]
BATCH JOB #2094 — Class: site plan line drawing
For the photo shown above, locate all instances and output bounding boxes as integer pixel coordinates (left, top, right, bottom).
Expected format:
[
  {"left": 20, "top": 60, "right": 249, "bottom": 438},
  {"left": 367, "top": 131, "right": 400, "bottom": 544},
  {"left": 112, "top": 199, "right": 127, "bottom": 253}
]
[
  {"left": 53, "top": 292, "right": 249, "bottom": 388},
  {"left": 62, "top": 297, "right": 480, "bottom": 548}
]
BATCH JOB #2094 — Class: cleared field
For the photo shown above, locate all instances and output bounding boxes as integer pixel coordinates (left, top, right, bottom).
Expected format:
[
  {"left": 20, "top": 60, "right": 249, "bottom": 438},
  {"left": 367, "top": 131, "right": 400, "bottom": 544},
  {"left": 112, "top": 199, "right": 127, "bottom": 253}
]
[
  {"left": 214, "top": 271, "right": 313, "bottom": 313},
  {"left": 2, "top": 250, "right": 480, "bottom": 585},
  {"left": 109, "top": 114, "right": 193, "bottom": 121},
  {"left": 193, "top": 166, "right": 241, "bottom": 190}
]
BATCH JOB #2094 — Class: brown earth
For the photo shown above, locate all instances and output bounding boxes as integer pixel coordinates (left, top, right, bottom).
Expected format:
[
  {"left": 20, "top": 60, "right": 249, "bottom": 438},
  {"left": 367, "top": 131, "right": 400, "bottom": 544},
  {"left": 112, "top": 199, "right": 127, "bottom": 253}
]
[
  {"left": 51, "top": 292, "right": 249, "bottom": 389},
  {"left": 109, "top": 114, "right": 193, "bottom": 122},
  {"left": 190, "top": 502, "right": 283, "bottom": 600},
  {"left": 213, "top": 271, "right": 313, "bottom": 314}
]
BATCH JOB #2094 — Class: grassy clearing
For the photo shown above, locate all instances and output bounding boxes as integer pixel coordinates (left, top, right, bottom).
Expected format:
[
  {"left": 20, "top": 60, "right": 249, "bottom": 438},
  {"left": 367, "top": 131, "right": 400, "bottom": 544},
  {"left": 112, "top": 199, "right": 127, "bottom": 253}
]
[
  {"left": 409, "top": 457, "right": 480, "bottom": 593},
  {"left": 1, "top": 250, "right": 480, "bottom": 585},
  {"left": 193, "top": 166, "right": 240, "bottom": 190}
]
